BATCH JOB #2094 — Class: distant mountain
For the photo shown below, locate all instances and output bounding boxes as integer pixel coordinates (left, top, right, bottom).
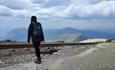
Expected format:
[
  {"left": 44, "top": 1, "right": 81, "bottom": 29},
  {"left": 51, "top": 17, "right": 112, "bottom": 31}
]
[
  {"left": 79, "top": 30, "right": 115, "bottom": 39},
  {"left": 44, "top": 28, "right": 115, "bottom": 41},
  {"left": 44, "top": 27, "right": 84, "bottom": 42},
  {"left": 59, "top": 27, "right": 79, "bottom": 33},
  {"left": 6, "top": 28, "right": 27, "bottom": 41},
  {"left": 2, "top": 27, "right": 84, "bottom": 42},
  {"left": 1, "top": 27, "right": 115, "bottom": 42}
]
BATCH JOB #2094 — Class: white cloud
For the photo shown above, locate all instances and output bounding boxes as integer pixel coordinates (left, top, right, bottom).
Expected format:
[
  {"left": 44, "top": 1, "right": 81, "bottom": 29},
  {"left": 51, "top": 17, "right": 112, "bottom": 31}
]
[
  {"left": 0, "top": 0, "right": 33, "bottom": 9},
  {"left": 0, "top": 5, "right": 13, "bottom": 16},
  {"left": 57, "top": 1, "right": 115, "bottom": 18},
  {"left": 12, "top": 7, "right": 53, "bottom": 18},
  {"left": 32, "top": 0, "right": 46, "bottom": 4},
  {"left": 0, "top": 0, "right": 115, "bottom": 19},
  {"left": 40, "top": 0, "right": 70, "bottom": 8}
]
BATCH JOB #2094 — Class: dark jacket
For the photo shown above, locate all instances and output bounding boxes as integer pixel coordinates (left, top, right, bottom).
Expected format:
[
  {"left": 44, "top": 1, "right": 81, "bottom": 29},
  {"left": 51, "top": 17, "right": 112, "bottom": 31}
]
[{"left": 28, "top": 22, "right": 44, "bottom": 43}]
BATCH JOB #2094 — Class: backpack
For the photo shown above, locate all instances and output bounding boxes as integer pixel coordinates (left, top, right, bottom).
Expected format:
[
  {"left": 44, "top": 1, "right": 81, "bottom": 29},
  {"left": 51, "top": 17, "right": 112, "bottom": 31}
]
[{"left": 32, "top": 22, "right": 41, "bottom": 36}]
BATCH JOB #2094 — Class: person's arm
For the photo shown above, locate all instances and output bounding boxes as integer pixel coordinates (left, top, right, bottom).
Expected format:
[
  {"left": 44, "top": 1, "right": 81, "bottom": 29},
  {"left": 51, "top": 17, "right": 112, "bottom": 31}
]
[
  {"left": 27, "top": 24, "right": 33, "bottom": 43},
  {"left": 40, "top": 24, "right": 44, "bottom": 41}
]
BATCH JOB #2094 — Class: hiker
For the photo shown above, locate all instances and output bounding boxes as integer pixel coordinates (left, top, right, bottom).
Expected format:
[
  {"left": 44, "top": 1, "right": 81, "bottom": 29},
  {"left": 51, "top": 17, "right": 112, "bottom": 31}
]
[{"left": 27, "top": 16, "right": 44, "bottom": 64}]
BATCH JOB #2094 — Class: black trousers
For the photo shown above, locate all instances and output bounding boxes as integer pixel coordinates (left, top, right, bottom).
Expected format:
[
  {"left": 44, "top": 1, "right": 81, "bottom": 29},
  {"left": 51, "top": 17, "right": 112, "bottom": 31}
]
[{"left": 32, "top": 41, "right": 41, "bottom": 60}]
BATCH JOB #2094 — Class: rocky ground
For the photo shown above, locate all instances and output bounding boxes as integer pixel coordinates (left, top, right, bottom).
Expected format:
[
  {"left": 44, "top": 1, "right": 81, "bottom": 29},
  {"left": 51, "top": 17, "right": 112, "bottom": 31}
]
[
  {"left": 0, "top": 45, "right": 94, "bottom": 68},
  {"left": 0, "top": 42, "right": 115, "bottom": 70},
  {"left": 0, "top": 48, "right": 35, "bottom": 68}
]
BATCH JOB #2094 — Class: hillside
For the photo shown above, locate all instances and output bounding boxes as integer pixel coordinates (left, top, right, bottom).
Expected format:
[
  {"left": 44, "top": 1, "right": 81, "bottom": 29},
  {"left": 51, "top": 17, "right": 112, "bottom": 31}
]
[
  {"left": 44, "top": 27, "right": 85, "bottom": 42},
  {"left": 2, "top": 27, "right": 83, "bottom": 42}
]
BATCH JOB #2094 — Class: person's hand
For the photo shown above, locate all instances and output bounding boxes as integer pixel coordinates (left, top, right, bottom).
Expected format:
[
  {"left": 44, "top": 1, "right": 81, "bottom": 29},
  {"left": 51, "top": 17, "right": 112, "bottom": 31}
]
[
  {"left": 41, "top": 41, "right": 44, "bottom": 43},
  {"left": 41, "top": 41, "right": 45, "bottom": 45},
  {"left": 41, "top": 41, "right": 44, "bottom": 47},
  {"left": 27, "top": 39, "right": 30, "bottom": 43}
]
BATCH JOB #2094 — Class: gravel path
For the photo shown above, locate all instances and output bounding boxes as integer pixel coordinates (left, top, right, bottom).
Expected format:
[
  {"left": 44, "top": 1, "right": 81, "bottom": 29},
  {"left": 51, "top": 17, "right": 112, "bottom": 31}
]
[
  {"left": 0, "top": 48, "right": 36, "bottom": 68},
  {"left": 0, "top": 45, "right": 95, "bottom": 70},
  {"left": 0, "top": 48, "right": 54, "bottom": 68}
]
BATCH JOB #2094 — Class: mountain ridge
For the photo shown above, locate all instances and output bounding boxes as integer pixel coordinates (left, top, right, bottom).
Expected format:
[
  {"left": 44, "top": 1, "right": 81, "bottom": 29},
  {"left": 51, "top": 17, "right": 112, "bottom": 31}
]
[{"left": 0, "top": 27, "right": 115, "bottom": 41}]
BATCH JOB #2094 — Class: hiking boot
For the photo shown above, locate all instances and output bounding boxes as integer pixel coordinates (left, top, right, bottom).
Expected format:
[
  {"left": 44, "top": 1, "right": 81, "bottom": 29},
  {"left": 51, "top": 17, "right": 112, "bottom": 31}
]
[{"left": 34, "top": 59, "right": 41, "bottom": 64}]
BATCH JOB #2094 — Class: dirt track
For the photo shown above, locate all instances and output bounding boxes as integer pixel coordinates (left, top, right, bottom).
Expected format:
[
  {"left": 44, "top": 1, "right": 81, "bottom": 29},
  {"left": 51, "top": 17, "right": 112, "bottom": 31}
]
[{"left": 0, "top": 45, "right": 93, "bottom": 68}]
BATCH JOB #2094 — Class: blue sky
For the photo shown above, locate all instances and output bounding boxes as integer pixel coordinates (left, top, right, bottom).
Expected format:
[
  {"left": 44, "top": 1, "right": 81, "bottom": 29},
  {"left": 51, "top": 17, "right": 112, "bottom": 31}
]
[{"left": 0, "top": 0, "right": 115, "bottom": 36}]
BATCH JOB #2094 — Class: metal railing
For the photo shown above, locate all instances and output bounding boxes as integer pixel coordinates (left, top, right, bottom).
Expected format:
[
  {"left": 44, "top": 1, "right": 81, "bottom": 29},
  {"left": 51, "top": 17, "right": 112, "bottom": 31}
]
[{"left": 0, "top": 42, "right": 99, "bottom": 49}]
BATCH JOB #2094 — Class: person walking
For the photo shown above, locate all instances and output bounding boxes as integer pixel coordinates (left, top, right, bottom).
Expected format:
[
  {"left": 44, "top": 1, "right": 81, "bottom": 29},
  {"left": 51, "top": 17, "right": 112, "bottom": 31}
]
[{"left": 27, "top": 16, "right": 44, "bottom": 64}]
